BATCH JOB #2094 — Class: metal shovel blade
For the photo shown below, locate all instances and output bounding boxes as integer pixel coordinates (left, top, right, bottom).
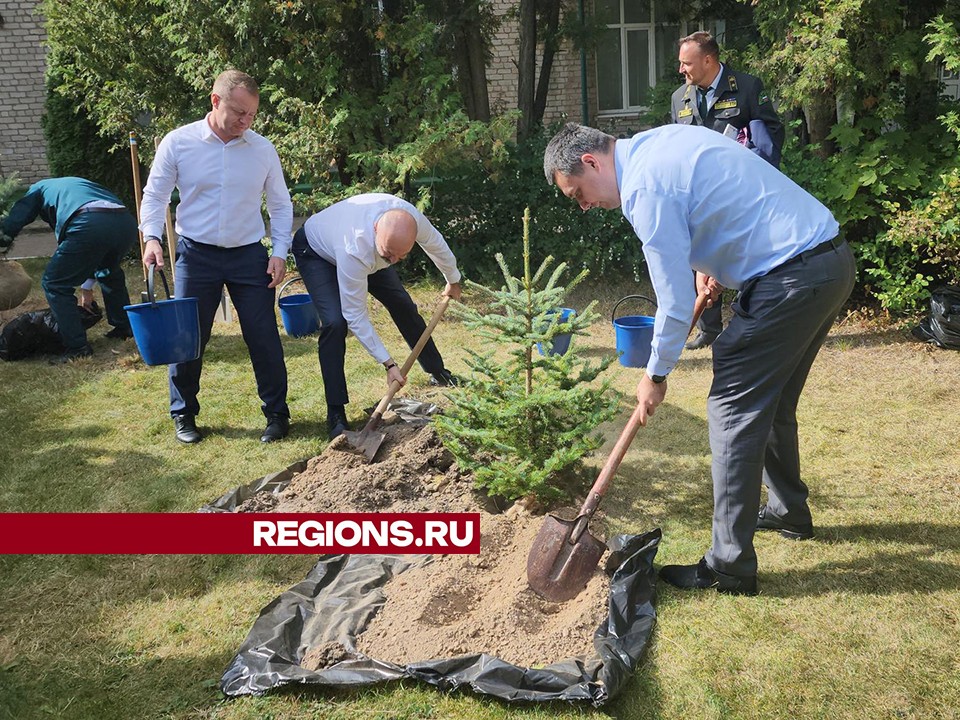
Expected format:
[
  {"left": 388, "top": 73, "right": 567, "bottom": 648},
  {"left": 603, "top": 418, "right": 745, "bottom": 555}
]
[
  {"left": 340, "top": 429, "right": 386, "bottom": 463},
  {"left": 526, "top": 513, "right": 607, "bottom": 603}
]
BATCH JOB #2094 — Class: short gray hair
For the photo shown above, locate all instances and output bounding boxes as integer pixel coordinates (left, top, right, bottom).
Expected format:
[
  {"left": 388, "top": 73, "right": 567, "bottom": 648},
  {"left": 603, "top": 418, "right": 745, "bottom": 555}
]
[
  {"left": 543, "top": 123, "right": 615, "bottom": 184},
  {"left": 212, "top": 69, "right": 259, "bottom": 99}
]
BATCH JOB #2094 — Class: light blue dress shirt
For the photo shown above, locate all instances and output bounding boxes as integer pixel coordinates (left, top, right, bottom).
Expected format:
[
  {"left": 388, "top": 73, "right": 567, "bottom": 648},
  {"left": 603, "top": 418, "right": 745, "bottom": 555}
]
[{"left": 614, "top": 124, "right": 839, "bottom": 378}]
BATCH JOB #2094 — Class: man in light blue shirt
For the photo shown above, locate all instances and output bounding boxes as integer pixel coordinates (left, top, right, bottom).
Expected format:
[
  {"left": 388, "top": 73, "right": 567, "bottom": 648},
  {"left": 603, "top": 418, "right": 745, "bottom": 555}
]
[{"left": 544, "top": 122, "right": 855, "bottom": 596}]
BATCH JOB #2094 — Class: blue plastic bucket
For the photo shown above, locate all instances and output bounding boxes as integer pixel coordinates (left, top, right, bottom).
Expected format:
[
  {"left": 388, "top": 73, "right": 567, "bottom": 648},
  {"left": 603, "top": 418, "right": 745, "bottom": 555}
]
[
  {"left": 124, "top": 266, "right": 201, "bottom": 366},
  {"left": 612, "top": 295, "right": 656, "bottom": 368},
  {"left": 537, "top": 307, "right": 576, "bottom": 356},
  {"left": 278, "top": 276, "right": 320, "bottom": 337}
]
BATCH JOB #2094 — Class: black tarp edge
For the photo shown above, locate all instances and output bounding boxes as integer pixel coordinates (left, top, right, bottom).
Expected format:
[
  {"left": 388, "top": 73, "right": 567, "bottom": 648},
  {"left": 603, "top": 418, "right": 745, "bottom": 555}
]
[{"left": 220, "top": 529, "right": 660, "bottom": 706}]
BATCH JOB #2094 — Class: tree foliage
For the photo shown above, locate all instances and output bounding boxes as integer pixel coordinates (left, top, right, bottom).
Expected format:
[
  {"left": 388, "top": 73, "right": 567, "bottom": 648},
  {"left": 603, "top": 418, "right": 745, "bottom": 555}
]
[
  {"left": 747, "top": 0, "right": 960, "bottom": 311},
  {"left": 41, "top": 0, "right": 508, "bottom": 206},
  {"left": 435, "top": 209, "right": 618, "bottom": 502}
]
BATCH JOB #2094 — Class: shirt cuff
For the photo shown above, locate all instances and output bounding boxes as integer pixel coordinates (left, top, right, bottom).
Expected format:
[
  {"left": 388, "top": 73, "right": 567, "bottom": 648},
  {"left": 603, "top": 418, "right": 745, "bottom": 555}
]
[{"left": 270, "top": 237, "right": 292, "bottom": 259}]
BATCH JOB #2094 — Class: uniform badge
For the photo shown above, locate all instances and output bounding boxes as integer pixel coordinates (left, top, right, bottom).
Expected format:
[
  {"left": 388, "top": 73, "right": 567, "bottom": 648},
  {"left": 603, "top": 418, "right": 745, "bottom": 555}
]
[
  {"left": 728, "top": 75, "right": 738, "bottom": 91},
  {"left": 759, "top": 93, "right": 770, "bottom": 104},
  {"left": 715, "top": 100, "right": 737, "bottom": 110},
  {"left": 678, "top": 108, "right": 693, "bottom": 117}
]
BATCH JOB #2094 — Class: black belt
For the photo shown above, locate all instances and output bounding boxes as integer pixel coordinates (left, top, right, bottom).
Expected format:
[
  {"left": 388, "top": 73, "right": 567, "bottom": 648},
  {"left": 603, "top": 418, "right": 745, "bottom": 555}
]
[
  {"left": 77, "top": 206, "right": 127, "bottom": 214},
  {"left": 784, "top": 236, "right": 845, "bottom": 267},
  {"left": 181, "top": 236, "right": 255, "bottom": 251}
]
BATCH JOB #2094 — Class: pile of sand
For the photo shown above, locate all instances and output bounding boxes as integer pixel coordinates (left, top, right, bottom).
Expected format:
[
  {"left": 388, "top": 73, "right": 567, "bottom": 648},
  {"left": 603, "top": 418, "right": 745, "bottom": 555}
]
[{"left": 240, "top": 422, "right": 610, "bottom": 669}]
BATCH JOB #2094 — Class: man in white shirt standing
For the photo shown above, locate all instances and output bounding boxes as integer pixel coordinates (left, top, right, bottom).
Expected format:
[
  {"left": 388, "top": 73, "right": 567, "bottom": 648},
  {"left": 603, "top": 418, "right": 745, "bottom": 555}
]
[
  {"left": 140, "top": 70, "right": 294, "bottom": 445},
  {"left": 292, "top": 194, "right": 462, "bottom": 440}
]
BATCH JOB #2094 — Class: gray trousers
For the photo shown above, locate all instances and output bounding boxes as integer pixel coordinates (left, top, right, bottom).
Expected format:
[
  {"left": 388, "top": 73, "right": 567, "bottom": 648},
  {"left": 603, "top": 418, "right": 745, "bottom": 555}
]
[{"left": 704, "top": 240, "right": 856, "bottom": 577}]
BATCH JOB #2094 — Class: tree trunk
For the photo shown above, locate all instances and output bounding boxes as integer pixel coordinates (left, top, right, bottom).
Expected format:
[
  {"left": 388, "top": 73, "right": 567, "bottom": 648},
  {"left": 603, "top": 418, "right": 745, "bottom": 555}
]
[
  {"left": 517, "top": 0, "right": 537, "bottom": 140},
  {"left": 532, "top": 0, "right": 562, "bottom": 128},
  {"left": 465, "top": 20, "right": 491, "bottom": 121},
  {"left": 803, "top": 91, "right": 837, "bottom": 158}
]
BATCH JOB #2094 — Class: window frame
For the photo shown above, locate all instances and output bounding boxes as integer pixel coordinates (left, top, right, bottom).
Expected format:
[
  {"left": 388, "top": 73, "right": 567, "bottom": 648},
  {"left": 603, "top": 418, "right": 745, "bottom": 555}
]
[
  {"left": 595, "top": 0, "right": 657, "bottom": 115},
  {"left": 594, "top": 2, "right": 722, "bottom": 117}
]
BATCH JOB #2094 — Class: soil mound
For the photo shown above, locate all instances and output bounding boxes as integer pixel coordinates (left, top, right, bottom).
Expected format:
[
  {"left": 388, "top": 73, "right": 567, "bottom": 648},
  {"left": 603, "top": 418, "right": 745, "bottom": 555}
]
[{"left": 241, "top": 421, "right": 610, "bottom": 669}]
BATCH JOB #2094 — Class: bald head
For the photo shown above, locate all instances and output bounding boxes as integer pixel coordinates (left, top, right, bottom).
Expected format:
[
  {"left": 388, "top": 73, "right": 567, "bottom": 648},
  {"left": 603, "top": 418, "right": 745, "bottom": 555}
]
[{"left": 375, "top": 209, "right": 417, "bottom": 264}]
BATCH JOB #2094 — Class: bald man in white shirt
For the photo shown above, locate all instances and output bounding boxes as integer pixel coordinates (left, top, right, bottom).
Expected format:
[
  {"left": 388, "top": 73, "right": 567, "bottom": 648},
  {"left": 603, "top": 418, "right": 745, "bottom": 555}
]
[
  {"left": 291, "top": 193, "right": 462, "bottom": 440},
  {"left": 140, "top": 70, "right": 294, "bottom": 445}
]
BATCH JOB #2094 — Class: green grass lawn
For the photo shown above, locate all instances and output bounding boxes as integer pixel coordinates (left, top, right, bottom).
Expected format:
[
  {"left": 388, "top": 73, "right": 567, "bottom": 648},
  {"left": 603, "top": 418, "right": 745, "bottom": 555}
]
[{"left": 1, "top": 257, "right": 958, "bottom": 719}]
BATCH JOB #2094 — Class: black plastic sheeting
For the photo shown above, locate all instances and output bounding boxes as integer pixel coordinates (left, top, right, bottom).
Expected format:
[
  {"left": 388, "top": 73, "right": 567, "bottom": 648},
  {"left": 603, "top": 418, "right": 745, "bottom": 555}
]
[
  {"left": 220, "top": 530, "right": 661, "bottom": 706},
  {"left": 912, "top": 285, "right": 960, "bottom": 350}
]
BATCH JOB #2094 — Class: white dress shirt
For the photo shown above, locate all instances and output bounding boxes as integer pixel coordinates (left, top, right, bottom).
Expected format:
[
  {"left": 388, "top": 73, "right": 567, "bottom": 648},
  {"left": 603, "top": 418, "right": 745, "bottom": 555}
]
[
  {"left": 139, "top": 116, "right": 293, "bottom": 258},
  {"left": 302, "top": 194, "right": 462, "bottom": 363}
]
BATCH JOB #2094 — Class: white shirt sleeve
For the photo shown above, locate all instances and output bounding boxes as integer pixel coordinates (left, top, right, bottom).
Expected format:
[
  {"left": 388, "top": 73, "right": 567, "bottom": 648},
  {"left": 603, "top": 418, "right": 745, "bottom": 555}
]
[
  {"left": 139, "top": 132, "right": 178, "bottom": 240},
  {"left": 264, "top": 147, "right": 294, "bottom": 259},
  {"left": 415, "top": 215, "right": 462, "bottom": 284},
  {"left": 336, "top": 254, "right": 391, "bottom": 363}
]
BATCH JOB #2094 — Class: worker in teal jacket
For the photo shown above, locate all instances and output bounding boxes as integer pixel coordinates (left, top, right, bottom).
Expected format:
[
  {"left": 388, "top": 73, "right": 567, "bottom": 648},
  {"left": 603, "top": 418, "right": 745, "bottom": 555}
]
[{"left": 1, "top": 177, "right": 136, "bottom": 362}]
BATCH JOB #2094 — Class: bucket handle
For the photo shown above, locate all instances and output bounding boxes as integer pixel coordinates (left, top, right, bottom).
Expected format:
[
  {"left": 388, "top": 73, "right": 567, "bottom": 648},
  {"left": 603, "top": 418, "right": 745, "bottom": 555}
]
[
  {"left": 611, "top": 294, "right": 656, "bottom": 324},
  {"left": 277, "top": 275, "right": 307, "bottom": 302},
  {"left": 147, "top": 264, "right": 173, "bottom": 305}
]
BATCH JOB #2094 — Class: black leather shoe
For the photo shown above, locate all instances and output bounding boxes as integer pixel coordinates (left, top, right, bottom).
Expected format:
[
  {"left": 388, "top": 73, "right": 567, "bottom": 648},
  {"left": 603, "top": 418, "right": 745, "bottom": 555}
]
[
  {"left": 105, "top": 326, "right": 133, "bottom": 340},
  {"left": 260, "top": 415, "right": 290, "bottom": 443},
  {"left": 428, "top": 369, "right": 460, "bottom": 387},
  {"left": 173, "top": 415, "right": 202, "bottom": 444},
  {"left": 757, "top": 504, "right": 814, "bottom": 540},
  {"left": 684, "top": 331, "right": 719, "bottom": 351},
  {"left": 327, "top": 411, "right": 350, "bottom": 441},
  {"left": 50, "top": 343, "right": 94, "bottom": 364},
  {"left": 659, "top": 557, "right": 758, "bottom": 596}
]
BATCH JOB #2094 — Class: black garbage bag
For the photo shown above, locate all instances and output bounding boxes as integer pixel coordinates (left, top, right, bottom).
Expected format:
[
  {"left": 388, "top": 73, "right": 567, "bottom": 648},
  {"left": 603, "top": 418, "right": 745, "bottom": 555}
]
[
  {"left": 0, "top": 301, "right": 102, "bottom": 361},
  {"left": 912, "top": 286, "right": 960, "bottom": 350},
  {"left": 911, "top": 285, "right": 960, "bottom": 350},
  {"left": 220, "top": 529, "right": 660, "bottom": 706}
]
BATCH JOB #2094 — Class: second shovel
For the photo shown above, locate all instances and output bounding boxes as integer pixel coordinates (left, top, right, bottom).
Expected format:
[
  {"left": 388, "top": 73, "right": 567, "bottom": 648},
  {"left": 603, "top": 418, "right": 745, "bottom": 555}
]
[{"left": 341, "top": 295, "right": 451, "bottom": 462}]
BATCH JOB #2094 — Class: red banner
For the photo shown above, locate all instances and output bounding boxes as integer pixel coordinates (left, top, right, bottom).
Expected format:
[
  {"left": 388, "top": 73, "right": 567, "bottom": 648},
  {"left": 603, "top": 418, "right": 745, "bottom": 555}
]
[{"left": 0, "top": 513, "right": 481, "bottom": 554}]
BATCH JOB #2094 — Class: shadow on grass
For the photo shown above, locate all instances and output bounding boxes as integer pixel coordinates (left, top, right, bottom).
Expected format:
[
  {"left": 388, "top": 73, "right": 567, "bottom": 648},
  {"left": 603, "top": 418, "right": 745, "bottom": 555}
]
[
  {"left": 822, "top": 325, "right": 920, "bottom": 349},
  {"left": 202, "top": 332, "right": 317, "bottom": 364},
  {"left": 762, "top": 541, "right": 960, "bottom": 598}
]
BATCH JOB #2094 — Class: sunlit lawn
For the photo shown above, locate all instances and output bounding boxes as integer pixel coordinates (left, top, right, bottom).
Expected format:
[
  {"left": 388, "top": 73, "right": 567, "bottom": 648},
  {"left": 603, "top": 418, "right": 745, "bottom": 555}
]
[{"left": 0, "top": 257, "right": 958, "bottom": 719}]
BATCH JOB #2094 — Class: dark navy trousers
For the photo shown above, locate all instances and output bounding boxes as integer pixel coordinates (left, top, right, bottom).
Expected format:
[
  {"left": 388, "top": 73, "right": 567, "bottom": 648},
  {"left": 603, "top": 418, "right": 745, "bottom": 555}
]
[
  {"left": 291, "top": 227, "right": 445, "bottom": 407},
  {"left": 169, "top": 237, "right": 288, "bottom": 420},
  {"left": 42, "top": 211, "right": 135, "bottom": 350}
]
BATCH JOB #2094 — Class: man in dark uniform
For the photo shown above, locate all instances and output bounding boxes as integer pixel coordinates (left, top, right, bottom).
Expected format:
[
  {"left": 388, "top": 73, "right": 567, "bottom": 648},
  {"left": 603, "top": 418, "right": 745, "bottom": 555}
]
[
  {"left": 671, "top": 31, "right": 785, "bottom": 350},
  {"left": 0, "top": 177, "right": 136, "bottom": 362}
]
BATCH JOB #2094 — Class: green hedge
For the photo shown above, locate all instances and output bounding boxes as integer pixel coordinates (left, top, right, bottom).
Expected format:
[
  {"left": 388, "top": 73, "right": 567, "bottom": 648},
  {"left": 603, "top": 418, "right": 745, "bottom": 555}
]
[
  {"left": 42, "top": 75, "right": 136, "bottom": 209},
  {"left": 414, "top": 126, "right": 643, "bottom": 284}
]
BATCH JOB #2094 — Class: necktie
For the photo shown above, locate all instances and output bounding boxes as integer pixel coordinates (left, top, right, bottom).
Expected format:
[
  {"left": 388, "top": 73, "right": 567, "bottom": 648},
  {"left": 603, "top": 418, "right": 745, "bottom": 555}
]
[{"left": 698, "top": 87, "right": 710, "bottom": 122}]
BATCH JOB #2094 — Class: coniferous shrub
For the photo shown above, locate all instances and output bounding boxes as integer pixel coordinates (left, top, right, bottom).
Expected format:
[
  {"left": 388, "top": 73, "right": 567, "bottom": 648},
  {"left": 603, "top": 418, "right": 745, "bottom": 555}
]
[{"left": 435, "top": 209, "right": 619, "bottom": 502}]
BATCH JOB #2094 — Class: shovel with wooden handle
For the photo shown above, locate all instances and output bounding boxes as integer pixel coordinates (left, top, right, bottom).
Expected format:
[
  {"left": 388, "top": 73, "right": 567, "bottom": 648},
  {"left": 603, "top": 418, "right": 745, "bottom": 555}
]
[
  {"left": 526, "top": 293, "right": 709, "bottom": 602},
  {"left": 341, "top": 295, "right": 451, "bottom": 462}
]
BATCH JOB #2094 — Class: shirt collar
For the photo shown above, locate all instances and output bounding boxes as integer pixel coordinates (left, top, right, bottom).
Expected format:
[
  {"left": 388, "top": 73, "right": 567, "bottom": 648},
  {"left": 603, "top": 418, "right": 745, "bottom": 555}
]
[
  {"left": 202, "top": 113, "right": 248, "bottom": 145},
  {"left": 700, "top": 64, "right": 724, "bottom": 93}
]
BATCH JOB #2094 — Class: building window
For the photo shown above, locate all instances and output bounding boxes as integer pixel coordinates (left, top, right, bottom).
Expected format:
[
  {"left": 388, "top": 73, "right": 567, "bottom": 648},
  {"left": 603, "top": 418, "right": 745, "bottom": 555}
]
[
  {"left": 939, "top": 62, "right": 960, "bottom": 102},
  {"left": 595, "top": 1, "right": 705, "bottom": 113}
]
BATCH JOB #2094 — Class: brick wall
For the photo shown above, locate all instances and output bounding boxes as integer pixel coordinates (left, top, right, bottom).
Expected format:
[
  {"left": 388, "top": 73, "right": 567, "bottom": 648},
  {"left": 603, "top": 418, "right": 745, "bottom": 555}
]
[
  {"left": 0, "top": 1, "right": 48, "bottom": 183},
  {"left": 487, "top": 0, "right": 588, "bottom": 126}
]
